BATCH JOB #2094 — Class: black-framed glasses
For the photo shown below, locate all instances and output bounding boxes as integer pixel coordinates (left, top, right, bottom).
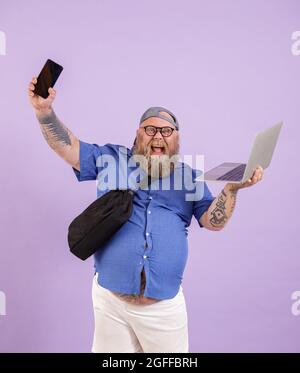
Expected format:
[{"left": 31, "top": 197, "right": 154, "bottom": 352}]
[{"left": 142, "top": 125, "right": 177, "bottom": 138}]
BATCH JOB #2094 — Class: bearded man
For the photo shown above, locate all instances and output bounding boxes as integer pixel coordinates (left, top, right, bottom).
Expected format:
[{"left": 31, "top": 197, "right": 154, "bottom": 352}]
[{"left": 28, "top": 78, "right": 263, "bottom": 353}]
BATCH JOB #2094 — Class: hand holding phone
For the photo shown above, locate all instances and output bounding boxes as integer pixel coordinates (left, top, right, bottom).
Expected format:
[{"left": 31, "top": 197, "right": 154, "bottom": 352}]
[
  {"left": 28, "top": 59, "right": 63, "bottom": 112},
  {"left": 34, "top": 59, "right": 63, "bottom": 99}
]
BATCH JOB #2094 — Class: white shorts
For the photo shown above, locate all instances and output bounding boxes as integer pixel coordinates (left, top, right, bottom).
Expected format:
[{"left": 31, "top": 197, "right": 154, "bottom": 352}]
[{"left": 92, "top": 273, "right": 189, "bottom": 353}]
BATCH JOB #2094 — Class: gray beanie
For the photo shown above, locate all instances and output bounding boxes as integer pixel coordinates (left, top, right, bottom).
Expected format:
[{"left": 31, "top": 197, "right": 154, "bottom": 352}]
[{"left": 139, "top": 106, "right": 179, "bottom": 130}]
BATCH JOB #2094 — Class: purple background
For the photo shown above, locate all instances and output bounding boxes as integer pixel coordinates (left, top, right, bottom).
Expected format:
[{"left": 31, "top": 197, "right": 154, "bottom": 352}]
[{"left": 0, "top": 0, "right": 299, "bottom": 352}]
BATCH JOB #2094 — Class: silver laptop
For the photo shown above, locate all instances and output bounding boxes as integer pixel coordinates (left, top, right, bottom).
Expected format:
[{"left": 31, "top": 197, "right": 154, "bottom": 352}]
[{"left": 196, "top": 122, "right": 283, "bottom": 183}]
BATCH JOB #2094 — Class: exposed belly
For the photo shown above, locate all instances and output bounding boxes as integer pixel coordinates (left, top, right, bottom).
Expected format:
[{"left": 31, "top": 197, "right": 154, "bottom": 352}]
[{"left": 111, "top": 268, "right": 161, "bottom": 305}]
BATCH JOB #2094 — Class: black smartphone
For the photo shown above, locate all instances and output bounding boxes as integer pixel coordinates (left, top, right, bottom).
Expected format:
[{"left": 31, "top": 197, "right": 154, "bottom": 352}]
[{"left": 34, "top": 59, "right": 63, "bottom": 99}]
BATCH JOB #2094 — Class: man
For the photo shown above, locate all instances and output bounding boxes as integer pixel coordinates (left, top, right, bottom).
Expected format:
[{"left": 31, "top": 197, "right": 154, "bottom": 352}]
[{"left": 28, "top": 77, "right": 263, "bottom": 353}]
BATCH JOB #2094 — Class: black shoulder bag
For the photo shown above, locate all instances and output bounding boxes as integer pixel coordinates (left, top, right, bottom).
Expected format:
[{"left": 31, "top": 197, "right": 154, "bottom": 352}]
[{"left": 67, "top": 176, "right": 154, "bottom": 260}]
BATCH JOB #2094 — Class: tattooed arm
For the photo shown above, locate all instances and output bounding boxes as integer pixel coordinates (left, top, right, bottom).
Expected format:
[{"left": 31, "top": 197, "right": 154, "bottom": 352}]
[
  {"left": 28, "top": 76, "right": 80, "bottom": 171},
  {"left": 199, "top": 166, "right": 264, "bottom": 230},
  {"left": 199, "top": 183, "right": 238, "bottom": 231},
  {"left": 36, "top": 108, "right": 80, "bottom": 171}
]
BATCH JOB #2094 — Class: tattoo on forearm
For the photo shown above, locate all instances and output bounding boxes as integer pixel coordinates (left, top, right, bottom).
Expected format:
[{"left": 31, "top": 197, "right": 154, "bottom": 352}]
[
  {"left": 228, "top": 187, "right": 238, "bottom": 214},
  {"left": 209, "top": 189, "right": 228, "bottom": 227},
  {"left": 209, "top": 186, "right": 238, "bottom": 228},
  {"left": 38, "top": 110, "right": 72, "bottom": 148}
]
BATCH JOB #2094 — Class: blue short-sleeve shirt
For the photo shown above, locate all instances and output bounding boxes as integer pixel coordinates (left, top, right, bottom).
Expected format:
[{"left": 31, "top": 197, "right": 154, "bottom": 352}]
[{"left": 73, "top": 140, "right": 215, "bottom": 300}]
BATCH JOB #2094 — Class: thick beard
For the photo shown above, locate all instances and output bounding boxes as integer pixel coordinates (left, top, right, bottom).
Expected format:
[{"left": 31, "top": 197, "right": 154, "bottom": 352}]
[{"left": 132, "top": 140, "right": 179, "bottom": 178}]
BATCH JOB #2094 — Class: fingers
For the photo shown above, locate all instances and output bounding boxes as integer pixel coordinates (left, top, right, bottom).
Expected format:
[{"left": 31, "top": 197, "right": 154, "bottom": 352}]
[
  {"left": 237, "top": 165, "right": 264, "bottom": 189},
  {"left": 257, "top": 172, "right": 263, "bottom": 182},
  {"left": 245, "top": 179, "right": 253, "bottom": 186},
  {"left": 249, "top": 165, "right": 264, "bottom": 185},
  {"left": 257, "top": 165, "right": 264, "bottom": 181},
  {"left": 27, "top": 76, "right": 57, "bottom": 100},
  {"left": 28, "top": 84, "right": 35, "bottom": 97},
  {"left": 28, "top": 77, "right": 37, "bottom": 97},
  {"left": 254, "top": 165, "right": 263, "bottom": 182},
  {"left": 48, "top": 87, "right": 56, "bottom": 99}
]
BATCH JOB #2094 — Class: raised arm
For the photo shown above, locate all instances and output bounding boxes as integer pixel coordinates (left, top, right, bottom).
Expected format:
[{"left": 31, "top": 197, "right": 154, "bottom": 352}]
[{"left": 28, "top": 76, "right": 80, "bottom": 171}]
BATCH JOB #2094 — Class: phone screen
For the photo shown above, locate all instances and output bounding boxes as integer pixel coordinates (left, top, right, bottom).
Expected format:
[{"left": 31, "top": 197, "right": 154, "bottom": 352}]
[{"left": 34, "top": 59, "right": 63, "bottom": 99}]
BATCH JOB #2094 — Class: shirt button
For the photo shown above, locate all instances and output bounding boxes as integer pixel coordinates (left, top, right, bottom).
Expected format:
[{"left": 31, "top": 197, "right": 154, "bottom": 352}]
[
  {"left": 146, "top": 232, "right": 149, "bottom": 236},
  {"left": 143, "top": 255, "right": 147, "bottom": 259},
  {"left": 148, "top": 210, "right": 151, "bottom": 214},
  {"left": 149, "top": 196, "right": 152, "bottom": 200}
]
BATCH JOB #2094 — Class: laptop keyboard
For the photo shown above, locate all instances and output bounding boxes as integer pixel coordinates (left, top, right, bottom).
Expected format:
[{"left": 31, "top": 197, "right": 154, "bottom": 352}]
[{"left": 217, "top": 164, "right": 246, "bottom": 181}]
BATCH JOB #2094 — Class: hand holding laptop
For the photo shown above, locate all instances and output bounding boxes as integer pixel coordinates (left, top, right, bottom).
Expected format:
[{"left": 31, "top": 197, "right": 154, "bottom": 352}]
[
  {"left": 227, "top": 164, "right": 264, "bottom": 191},
  {"left": 196, "top": 122, "right": 283, "bottom": 190}
]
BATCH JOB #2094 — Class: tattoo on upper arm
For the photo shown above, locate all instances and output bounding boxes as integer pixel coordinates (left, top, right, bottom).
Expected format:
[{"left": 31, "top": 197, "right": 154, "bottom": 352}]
[
  {"left": 38, "top": 111, "right": 72, "bottom": 147},
  {"left": 209, "top": 189, "right": 228, "bottom": 227}
]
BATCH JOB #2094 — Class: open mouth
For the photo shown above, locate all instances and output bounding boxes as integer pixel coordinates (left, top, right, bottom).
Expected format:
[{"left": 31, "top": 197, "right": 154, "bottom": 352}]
[{"left": 151, "top": 146, "right": 165, "bottom": 155}]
